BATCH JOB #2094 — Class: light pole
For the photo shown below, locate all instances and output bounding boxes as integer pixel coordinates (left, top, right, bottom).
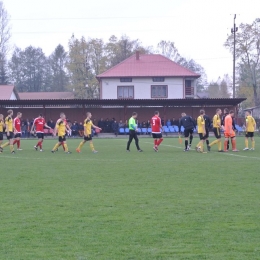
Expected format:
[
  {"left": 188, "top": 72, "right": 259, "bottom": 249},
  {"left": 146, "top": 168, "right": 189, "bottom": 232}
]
[{"left": 231, "top": 14, "right": 238, "bottom": 98}]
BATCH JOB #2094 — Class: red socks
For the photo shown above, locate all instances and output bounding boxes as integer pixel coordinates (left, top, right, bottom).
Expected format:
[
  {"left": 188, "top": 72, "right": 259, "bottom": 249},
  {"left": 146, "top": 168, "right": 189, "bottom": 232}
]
[
  {"left": 13, "top": 140, "right": 20, "bottom": 148},
  {"left": 224, "top": 140, "right": 228, "bottom": 151},
  {"left": 231, "top": 139, "right": 236, "bottom": 150},
  {"left": 157, "top": 138, "right": 163, "bottom": 146},
  {"left": 36, "top": 141, "right": 43, "bottom": 149},
  {"left": 154, "top": 140, "right": 158, "bottom": 146}
]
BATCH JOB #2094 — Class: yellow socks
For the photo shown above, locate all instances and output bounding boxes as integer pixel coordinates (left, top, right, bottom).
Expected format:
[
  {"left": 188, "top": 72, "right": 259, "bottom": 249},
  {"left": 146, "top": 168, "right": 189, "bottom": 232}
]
[
  {"left": 52, "top": 143, "right": 60, "bottom": 151},
  {"left": 245, "top": 139, "right": 248, "bottom": 148},
  {"left": 252, "top": 140, "right": 255, "bottom": 149},
  {"left": 10, "top": 144, "right": 14, "bottom": 152},
  {"left": 1, "top": 142, "right": 9, "bottom": 148},
  {"left": 196, "top": 141, "right": 202, "bottom": 148},
  {"left": 90, "top": 142, "right": 94, "bottom": 151},
  {"left": 218, "top": 140, "right": 222, "bottom": 151},
  {"left": 209, "top": 140, "right": 218, "bottom": 147},
  {"left": 63, "top": 143, "right": 68, "bottom": 152},
  {"left": 78, "top": 141, "right": 84, "bottom": 150}
]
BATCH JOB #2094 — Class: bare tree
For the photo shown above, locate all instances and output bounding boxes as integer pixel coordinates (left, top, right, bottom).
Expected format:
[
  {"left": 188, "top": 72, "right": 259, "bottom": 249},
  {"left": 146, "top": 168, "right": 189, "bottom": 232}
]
[{"left": 0, "top": 1, "right": 11, "bottom": 84}]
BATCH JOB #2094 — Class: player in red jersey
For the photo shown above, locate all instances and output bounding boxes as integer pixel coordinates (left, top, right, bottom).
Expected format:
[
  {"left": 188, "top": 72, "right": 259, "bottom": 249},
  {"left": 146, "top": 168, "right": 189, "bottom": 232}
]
[
  {"left": 151, "top": 111, "right": 163, "bottom": 152},
  {"left": 31, "top": 113, "right": 52, "bottom": 151},
  {"left": 13, "top": 112, "right": 23, "bottom": 150}
]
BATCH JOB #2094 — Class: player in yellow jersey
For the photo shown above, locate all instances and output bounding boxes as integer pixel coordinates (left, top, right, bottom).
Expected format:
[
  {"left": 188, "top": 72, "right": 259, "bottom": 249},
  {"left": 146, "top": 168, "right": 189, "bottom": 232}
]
[
  {"left": 0, "top": 110, "right": 15, "bottom": 154},
  {"left": 196, "top": 109, "right": 206, "bottom": 153},
  {"left": 76, "top": 112, "right": 102, "bottom": 153},
  {"left": 0, "top": 114, "right": 5, "bottom": 152},
  {"left": 243, "top": 110, "right": 256, "bottom": 151},
  {"left": 51, "top": 113, "right": 71, "bottom": 154},
  {"left": 207, "top": 108, "right": 224, "bottom": 152}
]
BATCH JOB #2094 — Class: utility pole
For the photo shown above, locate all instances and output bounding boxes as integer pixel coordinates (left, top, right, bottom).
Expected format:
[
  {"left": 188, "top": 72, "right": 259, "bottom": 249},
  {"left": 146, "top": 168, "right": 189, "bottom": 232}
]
[{"left": 231, "top": 14, "right": 238, "bottom": 98}]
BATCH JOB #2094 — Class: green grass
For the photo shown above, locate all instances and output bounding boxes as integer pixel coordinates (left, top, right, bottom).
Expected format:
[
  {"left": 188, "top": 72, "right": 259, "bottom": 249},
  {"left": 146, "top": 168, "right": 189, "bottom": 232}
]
[{"left": 0, "top": 136, "right": 260, "bottom": 260}]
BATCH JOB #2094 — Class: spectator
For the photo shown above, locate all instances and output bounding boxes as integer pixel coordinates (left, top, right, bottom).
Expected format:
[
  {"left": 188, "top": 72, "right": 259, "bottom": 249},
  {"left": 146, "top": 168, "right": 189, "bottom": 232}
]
[
  {"left": 118, "top": 120, "right": 124, "bottom": 128},
  {"left": 105, "top": 118, "right": 111, "bottom": 133},
  {"left": 25, "top": 119, "right": 31, "bottom": 137},
  {"left": 171, "top": 117, "right": 179, "bottom": 126},
  {"left": 98, "top": 118, "right": 105, "bottom": 129},
  {"left": 78, "top": 122, "right": 84, "bottom": 137},
  {"left": 166, "top": 119, "right": 171, "bottom": 127},
  {"left": 21, "top": 122, "right": 27, "bottom": 138},
  {"left": 161, "top": 117, "right": 165, "bottom": 126},
  {"left": 71, "top": 122, "right": 79, "bottom": 137},
  {"left": 112, "top": 119, "right": 119, "bottom": 137},
  {"left": 146, "top": 120, "right": 150, "bottom": 128},
  {"left": 124, "top": 119, "right": 128, "bottom": 128},
  {"left": 49, "top": 120, "right": 55, "bottom": 129},
  {"left": 142, "top": 121, "right": 147, "bottom": 128}
]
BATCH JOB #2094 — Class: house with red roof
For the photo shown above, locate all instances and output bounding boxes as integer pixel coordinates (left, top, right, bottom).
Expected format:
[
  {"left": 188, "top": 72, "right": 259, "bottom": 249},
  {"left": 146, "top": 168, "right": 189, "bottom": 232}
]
[
  {"left": 0, "top": 85, "right": 20, "bottom": 100},
  {"left": 97, "top": 52, "right": 200, "bottom": 99}
]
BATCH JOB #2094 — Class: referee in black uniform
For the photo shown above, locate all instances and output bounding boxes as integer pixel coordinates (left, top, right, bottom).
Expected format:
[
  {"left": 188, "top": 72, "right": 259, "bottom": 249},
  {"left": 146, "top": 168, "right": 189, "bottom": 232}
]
[
  {"left": 179, "top": 113, "right": 196, "bottom": 151},
  {"left": 203, "top": 112, "right": 211, "bottom": 151}
]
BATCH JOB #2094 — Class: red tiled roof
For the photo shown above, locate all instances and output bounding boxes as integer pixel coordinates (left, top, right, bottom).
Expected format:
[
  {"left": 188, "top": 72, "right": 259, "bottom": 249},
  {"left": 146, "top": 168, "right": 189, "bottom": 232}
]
[
  {"left": 97, "top": 54, "right": 200, "bottom": 78},
  {"left": 0, "top": 85, "right": 19, "bottom": 100},
  {"left": 19, "top": 92, "right": 75, "bottom": 100}
]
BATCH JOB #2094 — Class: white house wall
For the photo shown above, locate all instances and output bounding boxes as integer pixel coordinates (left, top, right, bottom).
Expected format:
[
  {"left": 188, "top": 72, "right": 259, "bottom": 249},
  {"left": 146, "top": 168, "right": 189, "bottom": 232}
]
[{"left": 101, "top": 78, "right": 184, "bottom": 99}]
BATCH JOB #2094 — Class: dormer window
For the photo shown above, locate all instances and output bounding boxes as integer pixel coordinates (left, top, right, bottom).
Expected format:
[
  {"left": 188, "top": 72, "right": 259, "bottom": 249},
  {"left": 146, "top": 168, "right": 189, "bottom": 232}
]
[
  {"left": 152, "top": 77, "right": 165, "bottom": 82},
  {"left": 120, "top": 78, "right": 132, "bottom": 82}
]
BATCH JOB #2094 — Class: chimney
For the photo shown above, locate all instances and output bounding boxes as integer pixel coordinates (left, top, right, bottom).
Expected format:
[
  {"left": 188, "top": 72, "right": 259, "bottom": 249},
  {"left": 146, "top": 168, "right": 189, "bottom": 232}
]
[{"left": 136, "top": 51, "right": 140, "bottom": 60}]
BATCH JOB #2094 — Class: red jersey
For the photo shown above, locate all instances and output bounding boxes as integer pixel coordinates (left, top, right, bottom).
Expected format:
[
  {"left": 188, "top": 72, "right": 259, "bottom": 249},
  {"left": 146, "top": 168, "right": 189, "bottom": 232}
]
[
  {"left": 151, "top": 115, "right": 162, "bottom": 133},
  {"left": 34, "top": 117, "right": 45, "bottom": 133},
  {"left": 14, "top": 117, "right": 21, "bottom": 133}
]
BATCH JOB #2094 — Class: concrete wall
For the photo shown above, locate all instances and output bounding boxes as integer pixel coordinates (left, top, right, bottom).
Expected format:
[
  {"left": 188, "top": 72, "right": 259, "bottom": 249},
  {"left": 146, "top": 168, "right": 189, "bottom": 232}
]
[{"left": 101, "top": 77, "right": 184, "bottom": 99}]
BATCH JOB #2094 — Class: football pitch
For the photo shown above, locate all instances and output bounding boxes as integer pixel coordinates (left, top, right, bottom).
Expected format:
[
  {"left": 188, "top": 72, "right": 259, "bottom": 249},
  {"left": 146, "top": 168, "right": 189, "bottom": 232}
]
[{"left": 0, "top": 137, "right": 260, "bottom": 260}]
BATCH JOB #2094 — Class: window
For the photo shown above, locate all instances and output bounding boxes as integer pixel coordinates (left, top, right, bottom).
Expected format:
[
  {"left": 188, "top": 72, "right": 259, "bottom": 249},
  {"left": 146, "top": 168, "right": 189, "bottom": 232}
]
[
  {"left": 118, "top": 86, "right": 134, "bottom": 99},
  {"left": 151, "top": 85, "right": 168, "bottom": 98},
  {"left": 185, "top": 80, "right": 194, "bottom": 96},
  {"left": 152, "top": 77, "right": 165, "bottom": 82},
  {"left": 120, "top": 78, "right": 132, "bottom": 82}
]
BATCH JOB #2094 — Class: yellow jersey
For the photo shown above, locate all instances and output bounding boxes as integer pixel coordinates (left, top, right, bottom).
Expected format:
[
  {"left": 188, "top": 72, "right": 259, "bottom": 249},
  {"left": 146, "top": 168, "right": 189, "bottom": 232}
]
[
  {"left": 5, "top": 116, "right": 13, "bottom": 132},
  {"left": 56, "top": 119, "right": 66, "bottom": 136},
  {"left": 0, "top": 120, "right": 4, "bottom": 132},
  {"left": 213, "top": 114, "right": 221, "bottom": 128},
  {"left": 246, "top": 115, "right": 256, "bottom": 132},
  {"left": 84, "top": 118, "right": 93, "bottom": 136},
  {"left": 197, "top": 115, "right": 205, "bottom": 133}
]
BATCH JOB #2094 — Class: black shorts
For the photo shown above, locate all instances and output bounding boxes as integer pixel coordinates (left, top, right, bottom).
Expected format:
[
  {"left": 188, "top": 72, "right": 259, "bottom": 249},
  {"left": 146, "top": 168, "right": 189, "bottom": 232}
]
[
  {"left": 204, "top": 129, "right": 209, "bottom": 139},
  {"left": 184, "top": 128, "right": 193, "bottom": 138},
  {"left": 213, "top": 128, "right": 221, "bottom": 139},
  {"left": 6, "top": 132, "right": 14, "bottom": 140},
  {"left": 199, "top": 133, "right": 206, "bottom": 140},
  {"left": 84, "top": 135, "right": 92, "bottom": 141},
  {"left": 37, "top": 133, "right": 44, "bottom": 139},
  {"left": 14, "top": 133, "right": 21, "bottom": 138},
  {"left": 152, "top": 133, "right": 162, "bottom": 139},
  {"left": 246, "top": 132, "right": 254, "bottom": 138},
  {"left": 0, "top": 132, "right": 3, "bottom": 141},
  {"left": 58, "top": 136, "right": 66, "bottom": 142}
]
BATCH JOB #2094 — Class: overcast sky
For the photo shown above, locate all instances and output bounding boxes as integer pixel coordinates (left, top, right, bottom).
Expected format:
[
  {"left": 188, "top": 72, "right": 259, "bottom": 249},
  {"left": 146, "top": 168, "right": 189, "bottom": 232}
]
[{"left": 5, "top": 0, "right": 260, "bottom": 82}]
